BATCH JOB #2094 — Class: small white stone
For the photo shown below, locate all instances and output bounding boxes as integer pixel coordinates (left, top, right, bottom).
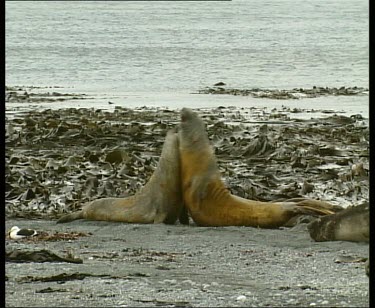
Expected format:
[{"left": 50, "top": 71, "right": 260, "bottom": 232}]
[
  {"left": 321, "top": 300, "right": 329, "bottom": 305},
  {"left": 310, "top": 303, "right": 316, "bottom": 306},
  {"left": 163, "top": 279, "right": 177, "bottom": 285},
  {"left": 339, "top": 301, "right": 347, "bottom": 305},
  {"left": 182, "top": 279, "right": 195, "bottom": 286},
  {"left": 202, "top": 284, "right": 210, "bottom": 290},
  {"left": 236, "top": 295, "right": 247, "bottom": 302}
]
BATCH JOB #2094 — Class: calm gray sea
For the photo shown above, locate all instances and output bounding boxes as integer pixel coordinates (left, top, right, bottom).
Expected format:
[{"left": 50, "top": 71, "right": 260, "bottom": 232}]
[
  {"left": 5, "top": 0, "right": 369, "bottom": 114},
  {"left": 6, "top": 0, "right": 369, "bottom": 91}
]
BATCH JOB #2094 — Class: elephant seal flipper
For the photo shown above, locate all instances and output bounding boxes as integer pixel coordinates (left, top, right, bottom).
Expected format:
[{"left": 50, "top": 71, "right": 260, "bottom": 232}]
[
  {"left": 56, "top": 211, "right": 84, "bottom": 223},
  {"left": 178, "top": 108, "right": 341, "bottom": 228},
  {"left": 57, "top": 129, "right": 184, "bottom": 224}
]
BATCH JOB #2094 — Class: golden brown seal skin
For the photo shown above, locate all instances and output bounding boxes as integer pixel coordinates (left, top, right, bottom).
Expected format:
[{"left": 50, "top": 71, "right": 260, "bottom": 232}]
[
  {"left": 308, "top": 202, "right": 369, "bottom": 242},
  {"left": 57, "top": 129, "right": 187, "bottom": 224},
  {"left": 178, "top": 108, "right": 341, "bottom": 228}
]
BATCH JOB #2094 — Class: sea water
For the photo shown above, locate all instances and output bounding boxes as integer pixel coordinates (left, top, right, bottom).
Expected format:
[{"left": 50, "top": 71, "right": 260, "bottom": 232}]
[{"left": 5, "top": 0, "right": 369, "bottom": 114}]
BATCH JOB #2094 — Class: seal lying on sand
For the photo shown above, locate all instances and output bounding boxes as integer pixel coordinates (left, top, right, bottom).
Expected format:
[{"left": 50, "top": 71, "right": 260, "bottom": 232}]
[
  {"left": 178, "top": 108, "right": 342, "bottom": 228},
  {"left": 308, "top": 202, "right": 369, "bottom": 242},
  {"left": 57, "top": 129, "right": 187, "bottom": 224}
]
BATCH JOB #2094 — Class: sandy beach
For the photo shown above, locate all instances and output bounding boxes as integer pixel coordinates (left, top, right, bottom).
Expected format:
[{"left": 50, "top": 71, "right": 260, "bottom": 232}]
[
  {"left": 5, "top": 218, "right": 369, "bottom": 307},
  {"left": 5, "top": 88, "right": 369, "bottom": 307}
]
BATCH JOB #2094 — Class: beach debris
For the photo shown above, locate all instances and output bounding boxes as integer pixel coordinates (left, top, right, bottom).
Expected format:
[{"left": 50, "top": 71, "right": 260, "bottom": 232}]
[
  {"left": 36, "top": 287, "right": 68, "bottom": 293},
  {"left": 196, "top": 86, "right": 369, "bottom": 99},
  {"left": 334, "top": 255, "right": 368, "bottom": 264},
  {"left": 5, "top": 105, "right": 369, "bottom": 219},
  {"left": 17, "top": 271, "right": 146, "bottom": 283},
  {"left": 6, "top": 249, "right": 83, "bottom": 264},
  {"left": 5, "top": 86, "right": 91, "bottom": 104}
]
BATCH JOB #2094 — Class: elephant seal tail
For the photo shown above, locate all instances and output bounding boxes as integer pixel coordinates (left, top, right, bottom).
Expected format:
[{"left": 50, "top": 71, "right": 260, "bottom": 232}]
[
  {"left": 56, "top": 211, "right": 84, "bottom": 224},
  {"left": 285, "top": 198, "right": 343, "bottom": 216}
]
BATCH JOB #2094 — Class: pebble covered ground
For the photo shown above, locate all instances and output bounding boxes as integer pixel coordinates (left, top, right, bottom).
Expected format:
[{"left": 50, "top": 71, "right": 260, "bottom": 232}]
[{"left": 5, "top": 219, "right": 369, "bottom": 307}]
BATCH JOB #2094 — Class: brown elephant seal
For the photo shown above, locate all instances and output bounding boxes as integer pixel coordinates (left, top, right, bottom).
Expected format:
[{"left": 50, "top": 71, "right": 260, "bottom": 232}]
[
  {"left": 308, "top": 202, "right": 369, "bottom": 242},
  {"left": 178, "top": 108, "right": 341, "bottom": 228},
  {"left": 57, "top": 129, "right": 187, "bottom": 224}
]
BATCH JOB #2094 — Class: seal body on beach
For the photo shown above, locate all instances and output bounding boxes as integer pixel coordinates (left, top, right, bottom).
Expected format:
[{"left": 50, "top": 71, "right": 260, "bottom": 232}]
[
  {"left": 308, "top": 202, "right": 369, "bottom": 242},
  {"left": 178, "top": 108, "right": 341, "bottom": 228},
  {"left": 57, "top": 129, "right": 186, "bottom": 224}
]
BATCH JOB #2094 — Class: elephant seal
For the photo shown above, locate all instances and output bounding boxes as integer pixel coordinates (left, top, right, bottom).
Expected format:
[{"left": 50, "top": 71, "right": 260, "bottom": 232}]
[
  {"left": 178, "top": 108, "right": 341, "bottom": 228},
  {"left": 57, "top": 129, "right": 187, "bottom": 224},
  {"left": 308, "top": 202, "right": 369, "bottom": 242}
]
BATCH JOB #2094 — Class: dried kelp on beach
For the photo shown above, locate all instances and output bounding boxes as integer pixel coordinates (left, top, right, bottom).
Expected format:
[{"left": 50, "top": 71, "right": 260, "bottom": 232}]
[
  {"left": 5, "top": 106, "right": 369, "bottom": 219},
  {"left": 197, "top": 85, "right": 369, "bottom": 99}
]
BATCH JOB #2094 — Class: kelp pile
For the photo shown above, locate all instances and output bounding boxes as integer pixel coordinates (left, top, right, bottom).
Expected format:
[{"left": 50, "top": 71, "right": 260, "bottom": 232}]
[
  {"left": 197, "top": 85, "right": 369, "bottom": 99},
  {"left": 5, "top": 86, "right": 91, "bottom": 104},
  {"left": 5, "top": 106, "right": 369, "bottom": 219}
]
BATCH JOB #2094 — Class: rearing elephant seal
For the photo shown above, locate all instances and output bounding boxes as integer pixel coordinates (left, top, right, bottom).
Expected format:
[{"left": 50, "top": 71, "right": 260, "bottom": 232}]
[
  {"left": 57, "top": 129, "right": 187, "bottom": 224},
  {"left": 178, "top": 108, "right": 341, "bottom": 228}
]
